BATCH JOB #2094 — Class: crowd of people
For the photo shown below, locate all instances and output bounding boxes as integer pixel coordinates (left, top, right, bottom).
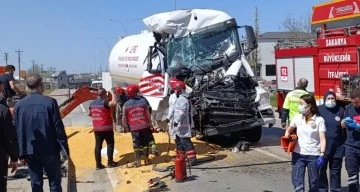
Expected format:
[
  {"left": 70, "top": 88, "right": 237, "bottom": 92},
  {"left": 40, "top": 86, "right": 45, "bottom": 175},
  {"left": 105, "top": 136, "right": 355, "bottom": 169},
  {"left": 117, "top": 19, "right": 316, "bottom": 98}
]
[
  {"left": 3, "top": 67, "right": 360, "bottom": 192},
  {"left": 282, "top": 78, "right": 360, "bottom": 192},
  {"left": 0, "top": 69, "right": 196, "bottom": 192}
]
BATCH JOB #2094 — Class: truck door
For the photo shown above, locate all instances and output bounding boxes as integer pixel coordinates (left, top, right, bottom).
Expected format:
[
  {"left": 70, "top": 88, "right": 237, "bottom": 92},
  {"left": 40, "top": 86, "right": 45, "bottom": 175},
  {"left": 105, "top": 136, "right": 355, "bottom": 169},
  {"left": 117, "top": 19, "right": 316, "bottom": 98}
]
[{"left": 140, "top": 45, "right": 169, "bottom": 98}]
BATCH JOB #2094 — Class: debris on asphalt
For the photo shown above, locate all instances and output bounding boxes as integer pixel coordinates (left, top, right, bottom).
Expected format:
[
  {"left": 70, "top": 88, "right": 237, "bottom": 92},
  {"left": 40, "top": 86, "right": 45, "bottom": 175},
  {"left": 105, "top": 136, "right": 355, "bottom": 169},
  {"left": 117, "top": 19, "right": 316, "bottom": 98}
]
[
  {"left": 66, "top": 128, "right": 221, "bottom": 192},
  {"left": 232, "top": 141, "right": 250, "bottom": 153}
]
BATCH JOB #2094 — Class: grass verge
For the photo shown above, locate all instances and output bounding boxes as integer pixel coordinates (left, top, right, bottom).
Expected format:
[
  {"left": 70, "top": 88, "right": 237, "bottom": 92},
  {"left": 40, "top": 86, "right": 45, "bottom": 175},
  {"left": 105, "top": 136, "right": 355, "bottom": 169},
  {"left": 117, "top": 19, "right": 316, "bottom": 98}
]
[
  {"left": 270, "top": 93, "right": 277, "bottom": 107},
  {"left": 43, "top": 88, "right": 55, "bottom": 96}
]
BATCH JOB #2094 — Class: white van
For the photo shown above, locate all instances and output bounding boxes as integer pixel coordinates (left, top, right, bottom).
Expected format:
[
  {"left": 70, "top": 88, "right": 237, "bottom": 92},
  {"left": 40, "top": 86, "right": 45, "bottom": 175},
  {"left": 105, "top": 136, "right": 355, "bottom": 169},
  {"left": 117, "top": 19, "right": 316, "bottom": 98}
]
[{"left": 90, "top": 80, "right": 102, "bottom": 88}]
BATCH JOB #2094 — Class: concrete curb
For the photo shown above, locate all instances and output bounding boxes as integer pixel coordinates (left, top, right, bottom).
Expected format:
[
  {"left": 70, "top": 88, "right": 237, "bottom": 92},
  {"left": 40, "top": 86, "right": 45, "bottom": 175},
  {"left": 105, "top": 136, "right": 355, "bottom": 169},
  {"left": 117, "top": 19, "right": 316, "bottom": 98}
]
[{"left": 65, "top": 159, "right": 70, "bottom": 192}]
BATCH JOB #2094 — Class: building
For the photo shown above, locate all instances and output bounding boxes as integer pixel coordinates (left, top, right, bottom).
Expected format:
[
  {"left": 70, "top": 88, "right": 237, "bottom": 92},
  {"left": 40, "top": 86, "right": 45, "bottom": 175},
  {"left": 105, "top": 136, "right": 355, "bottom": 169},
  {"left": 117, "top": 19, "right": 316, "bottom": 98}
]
[{"left": 257, "top": 32, "right": 315, "bottom": 81}]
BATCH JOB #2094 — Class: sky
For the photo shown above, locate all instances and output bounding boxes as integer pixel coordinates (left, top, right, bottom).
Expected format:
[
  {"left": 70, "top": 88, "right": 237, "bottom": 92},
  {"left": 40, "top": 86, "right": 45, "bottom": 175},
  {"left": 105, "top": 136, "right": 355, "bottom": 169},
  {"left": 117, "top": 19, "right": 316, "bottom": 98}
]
[{"left": 0, "top": 0, "right": 327, "bottom": 75}]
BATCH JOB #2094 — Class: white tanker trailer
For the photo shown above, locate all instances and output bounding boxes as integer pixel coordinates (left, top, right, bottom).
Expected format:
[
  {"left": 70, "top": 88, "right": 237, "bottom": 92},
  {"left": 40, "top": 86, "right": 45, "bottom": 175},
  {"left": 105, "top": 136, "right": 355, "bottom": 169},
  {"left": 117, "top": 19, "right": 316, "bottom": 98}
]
[{"left": 107, "top": 9, "right": 275, "bottom": 142}]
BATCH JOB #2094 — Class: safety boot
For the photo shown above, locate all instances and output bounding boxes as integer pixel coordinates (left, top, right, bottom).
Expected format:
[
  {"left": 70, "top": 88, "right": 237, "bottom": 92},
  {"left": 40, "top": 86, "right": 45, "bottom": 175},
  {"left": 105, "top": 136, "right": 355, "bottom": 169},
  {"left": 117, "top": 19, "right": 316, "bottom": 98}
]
[
  {"left": 132, "top": 149, "right": 141, "bottom": 167},
  {"left": 96, "top": 163, "right": 106, "bottom": 170},
  {"left": 107, "top": 161, "right": 118, "bottom": 168},
  {"left": 143, "top": 147, "right": 150, "bottom": 165},
  {"left": 149, "top": 141, "right": 159, "bottom": 156}
]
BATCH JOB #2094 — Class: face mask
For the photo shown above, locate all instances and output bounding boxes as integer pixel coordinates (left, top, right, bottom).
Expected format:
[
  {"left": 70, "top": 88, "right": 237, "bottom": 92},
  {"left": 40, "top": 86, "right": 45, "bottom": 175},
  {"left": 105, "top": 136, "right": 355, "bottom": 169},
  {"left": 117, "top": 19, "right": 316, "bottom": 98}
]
[
  {"left": 325, "top": 100, "right": 336, "bottom": 108},
  {"left": 298, "top": 104, "right": 308, "bottom": 115}
]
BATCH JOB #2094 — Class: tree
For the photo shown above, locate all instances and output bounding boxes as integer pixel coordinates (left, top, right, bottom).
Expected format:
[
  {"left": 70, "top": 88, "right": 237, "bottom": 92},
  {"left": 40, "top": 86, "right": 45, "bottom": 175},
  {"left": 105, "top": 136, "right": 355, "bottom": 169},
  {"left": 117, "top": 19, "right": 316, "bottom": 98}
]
[
  {"left": 27, "top": 64, "right": 56, "bottom": 79},
  {"left": 249, "top": 6, "right": 261, "bottom": 78},
  {"left": 280, "top": 11, "right": 312, "bottom": 38}
]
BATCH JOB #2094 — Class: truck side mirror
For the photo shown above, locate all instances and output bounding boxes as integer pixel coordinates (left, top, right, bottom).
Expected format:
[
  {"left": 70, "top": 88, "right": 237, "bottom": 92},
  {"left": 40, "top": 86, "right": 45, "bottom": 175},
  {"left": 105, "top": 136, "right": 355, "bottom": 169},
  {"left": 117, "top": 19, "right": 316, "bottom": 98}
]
[{"left": 243, "top": 26, "right": 258, "bottom": 55}]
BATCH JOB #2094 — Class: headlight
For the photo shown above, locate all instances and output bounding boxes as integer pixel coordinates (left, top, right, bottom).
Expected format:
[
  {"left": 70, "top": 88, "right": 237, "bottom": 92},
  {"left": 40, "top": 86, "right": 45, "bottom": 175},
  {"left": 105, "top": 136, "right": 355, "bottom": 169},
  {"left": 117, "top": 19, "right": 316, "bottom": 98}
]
[{"left": 259, "top": 93, "right": 270, "bottom": 106}]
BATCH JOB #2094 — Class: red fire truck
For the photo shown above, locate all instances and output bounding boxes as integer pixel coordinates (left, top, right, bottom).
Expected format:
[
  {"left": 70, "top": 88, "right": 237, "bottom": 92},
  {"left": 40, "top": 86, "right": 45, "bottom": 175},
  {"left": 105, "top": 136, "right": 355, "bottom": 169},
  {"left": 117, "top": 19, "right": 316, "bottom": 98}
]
[
  {"left": 0, "top": 66, "right": 5, "bottom": 75},
  {"left": 275, "top": 0, "right": 360, "bottom": 115}
]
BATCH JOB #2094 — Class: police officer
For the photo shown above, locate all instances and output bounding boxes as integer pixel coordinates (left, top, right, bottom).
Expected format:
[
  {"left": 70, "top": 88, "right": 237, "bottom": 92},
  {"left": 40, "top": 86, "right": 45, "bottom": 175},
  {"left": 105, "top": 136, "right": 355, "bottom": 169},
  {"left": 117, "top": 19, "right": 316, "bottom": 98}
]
[
  {"left": 341, "top": 88, "right": 360, "bottom": 192},
  {"left": 318, "top": 90, "right": 345, "bottom": 192},
  {"left": 0, "top": 99, "right": 18, "bottom": 192},
  {"left": 166, "top": 81, "right": 197, "bottom": 166},
  {"left": 89, "top": 88, "right": 117, "bottom": 170},
  {"left": 122, "top": 84, "right": 153, "bottom": 167},
  {"left": 281, "top": 78, "right": 309, "bottom": 128}
]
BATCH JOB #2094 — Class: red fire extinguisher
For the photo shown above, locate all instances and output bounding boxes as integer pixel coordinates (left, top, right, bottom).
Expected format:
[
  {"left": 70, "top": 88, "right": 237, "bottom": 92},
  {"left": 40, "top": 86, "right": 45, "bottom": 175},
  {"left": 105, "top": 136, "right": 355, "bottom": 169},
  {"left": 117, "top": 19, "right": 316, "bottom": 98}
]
[{"left": 175, "top": 153, "right": 187, "bottom": 183}]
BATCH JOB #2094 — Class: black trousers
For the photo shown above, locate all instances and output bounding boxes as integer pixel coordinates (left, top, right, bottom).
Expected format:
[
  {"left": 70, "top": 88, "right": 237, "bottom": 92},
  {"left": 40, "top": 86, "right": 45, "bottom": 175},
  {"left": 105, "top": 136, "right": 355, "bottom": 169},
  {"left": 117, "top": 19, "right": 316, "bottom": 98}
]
[
  {"left": 131, "top": 128, "right": 152, "bottom": 149},
  {"left": 0, "top": 153, "right": 8, "bottom": 192},
  {"left": 94, "top": 131, "right": 114, "bottom": 165},
  {"left": 319, "top": 157, "right": 343, "bottom": 192}
]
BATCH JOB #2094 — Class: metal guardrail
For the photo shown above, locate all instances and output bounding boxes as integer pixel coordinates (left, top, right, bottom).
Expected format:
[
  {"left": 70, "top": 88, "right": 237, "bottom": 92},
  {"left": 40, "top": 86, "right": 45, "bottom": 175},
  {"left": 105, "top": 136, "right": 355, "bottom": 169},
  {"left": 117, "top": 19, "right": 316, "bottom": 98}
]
[{"left": 276, "top": 40, "right": 318, "bottom": 49}]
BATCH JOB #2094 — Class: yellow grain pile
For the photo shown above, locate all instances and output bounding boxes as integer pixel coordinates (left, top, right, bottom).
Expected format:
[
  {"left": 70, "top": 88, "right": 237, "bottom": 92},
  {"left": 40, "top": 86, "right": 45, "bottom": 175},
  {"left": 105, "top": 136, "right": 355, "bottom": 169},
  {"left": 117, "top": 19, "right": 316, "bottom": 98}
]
[{"left": 66, "top": 126, "right": 222, "bottom": 192}]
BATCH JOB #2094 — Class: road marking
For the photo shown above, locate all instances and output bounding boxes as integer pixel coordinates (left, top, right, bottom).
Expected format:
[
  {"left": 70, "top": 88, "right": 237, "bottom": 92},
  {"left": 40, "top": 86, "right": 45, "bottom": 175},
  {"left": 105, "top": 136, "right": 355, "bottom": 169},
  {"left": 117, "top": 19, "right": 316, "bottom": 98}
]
[
  {"left": 106, "top": 168, "right": 118, "bottom": 191},
  {"left": 80, "top": 104, "right": 86, "bottom": 113},
  {"left": 101, "top": 147, "right": 119, "bottom": 191},
  {"left": 253, "top": 148, "right": 289, "bottom": 161}
]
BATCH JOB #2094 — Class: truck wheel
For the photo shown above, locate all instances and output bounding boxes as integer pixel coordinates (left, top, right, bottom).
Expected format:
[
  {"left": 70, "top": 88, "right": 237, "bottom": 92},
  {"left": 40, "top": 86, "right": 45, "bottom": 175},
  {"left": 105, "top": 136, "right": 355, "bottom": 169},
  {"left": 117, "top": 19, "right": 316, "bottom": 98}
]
[{"left": 243, "top": 126, "right": 262, "bottom": 143}]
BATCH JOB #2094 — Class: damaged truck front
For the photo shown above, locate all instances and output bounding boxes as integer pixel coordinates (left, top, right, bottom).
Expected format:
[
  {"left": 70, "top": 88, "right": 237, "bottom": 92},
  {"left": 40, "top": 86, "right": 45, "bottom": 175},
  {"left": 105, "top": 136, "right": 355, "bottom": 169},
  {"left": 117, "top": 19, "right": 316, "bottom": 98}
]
[{"left": 143, "top": 9, "right": 275, "bottom": 142}]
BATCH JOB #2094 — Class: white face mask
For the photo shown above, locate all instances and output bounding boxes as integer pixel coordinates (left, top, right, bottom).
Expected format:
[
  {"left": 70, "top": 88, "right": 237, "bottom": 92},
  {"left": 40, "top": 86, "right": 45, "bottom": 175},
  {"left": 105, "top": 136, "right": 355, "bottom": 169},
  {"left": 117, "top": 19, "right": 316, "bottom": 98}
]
[
  {"left": 325, "top": 100, "right": 336, "bottom": 108},
  {"left": 298, "top": 104, "right": 308, "bottom": 115}
]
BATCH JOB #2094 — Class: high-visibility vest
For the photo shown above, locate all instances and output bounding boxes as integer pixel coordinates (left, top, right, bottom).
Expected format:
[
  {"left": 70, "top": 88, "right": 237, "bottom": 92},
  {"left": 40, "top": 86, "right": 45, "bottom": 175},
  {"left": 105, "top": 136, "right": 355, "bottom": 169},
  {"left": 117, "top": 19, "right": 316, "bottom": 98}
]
[
  {"left": 123, "top": 96, "right": 150, "bottom": 131},
  {"left": 283, "top": 89, "right": 308, "bottom": 122},
  {"left": 89, "top": 99, "right": 113, "bottom": 132}
]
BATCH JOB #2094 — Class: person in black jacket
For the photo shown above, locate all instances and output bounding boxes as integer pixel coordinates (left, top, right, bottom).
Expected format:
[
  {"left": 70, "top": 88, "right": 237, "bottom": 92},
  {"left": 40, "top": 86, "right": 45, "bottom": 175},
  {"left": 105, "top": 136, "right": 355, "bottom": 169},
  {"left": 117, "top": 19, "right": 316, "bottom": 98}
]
[
  {"left": 0, "top": 65, "right": 24, "bottom": 100},
  {"left": 0, "top": 102, "right": 19, "bottom": 192},
  {"left": 14, "top": 74, "right": 69, "bottom": 192},
  {"left": 0, "top": 80, "right": 7, "bottom": 106}
]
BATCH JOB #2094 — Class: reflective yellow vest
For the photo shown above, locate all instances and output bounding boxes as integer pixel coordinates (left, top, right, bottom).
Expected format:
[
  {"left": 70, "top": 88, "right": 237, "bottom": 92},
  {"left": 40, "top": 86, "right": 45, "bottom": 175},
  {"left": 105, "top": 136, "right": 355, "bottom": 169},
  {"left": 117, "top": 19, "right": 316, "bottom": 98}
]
[{"left": 282, "top": 89, "right": 308, "bottom": 122}]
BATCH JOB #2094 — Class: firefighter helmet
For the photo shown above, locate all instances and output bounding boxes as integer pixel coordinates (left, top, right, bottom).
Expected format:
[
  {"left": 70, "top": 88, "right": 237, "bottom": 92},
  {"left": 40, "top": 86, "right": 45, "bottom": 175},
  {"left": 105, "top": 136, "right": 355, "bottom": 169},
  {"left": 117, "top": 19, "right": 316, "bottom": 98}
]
[
  {"left": 172, "top": 81, "right": 186, "bottom": 92},
  {"left": 126, "top": 84, "right": 139, "bottom": 98},
  {"left": 115, "top": 86, "right": 124, "bottom": 95}
]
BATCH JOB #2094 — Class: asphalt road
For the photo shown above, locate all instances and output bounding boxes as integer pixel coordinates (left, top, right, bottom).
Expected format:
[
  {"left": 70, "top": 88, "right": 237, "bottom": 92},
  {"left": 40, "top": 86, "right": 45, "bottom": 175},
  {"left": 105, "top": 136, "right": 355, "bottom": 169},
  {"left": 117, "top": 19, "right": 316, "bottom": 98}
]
[{"left": 51, "top": 89, "right": 350, "bottom": 192}]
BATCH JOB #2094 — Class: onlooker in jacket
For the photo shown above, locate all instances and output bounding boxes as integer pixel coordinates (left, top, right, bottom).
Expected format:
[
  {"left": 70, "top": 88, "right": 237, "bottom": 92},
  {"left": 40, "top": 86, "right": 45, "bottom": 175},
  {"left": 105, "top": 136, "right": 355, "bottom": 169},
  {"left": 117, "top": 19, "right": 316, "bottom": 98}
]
[
  {"left": 14, "top": 74, "right": 69, "bottom": 192},
  {"left": 0, "top": 102, "right": 19, "bottom": 192}
]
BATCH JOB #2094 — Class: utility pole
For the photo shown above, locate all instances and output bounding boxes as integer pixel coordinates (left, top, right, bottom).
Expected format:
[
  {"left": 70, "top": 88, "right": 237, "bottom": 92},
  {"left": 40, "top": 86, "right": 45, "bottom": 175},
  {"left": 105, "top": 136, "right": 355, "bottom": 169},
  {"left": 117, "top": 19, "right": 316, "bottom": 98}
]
[
  {"left": 15, "top": 49, "right": 23, "bottom": 79},
  {"left": 253, "top": 6, "right": 260, "bottom": 80},
  {"left": 4, "top": 53, "right": 8, "bottom": 65},
  {"left": 31, "top": 60, "right": 36, "bottom": 72}
]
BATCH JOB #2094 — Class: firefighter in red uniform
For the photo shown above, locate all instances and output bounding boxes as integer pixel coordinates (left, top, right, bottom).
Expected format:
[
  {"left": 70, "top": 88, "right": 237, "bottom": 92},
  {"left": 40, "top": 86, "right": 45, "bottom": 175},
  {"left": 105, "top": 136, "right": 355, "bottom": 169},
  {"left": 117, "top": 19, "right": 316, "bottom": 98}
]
[
  {"left": 113, "top": 87, "right": 128, "bottom": 127},
  {"left": 115, "top": 86, "right": 159, "bottom": 156},
  {"left": 89, "top": 88, "right": 118, "bottom": 170},
  {"left": 122, "top": 84, "right": 154, "bottom": 167}
]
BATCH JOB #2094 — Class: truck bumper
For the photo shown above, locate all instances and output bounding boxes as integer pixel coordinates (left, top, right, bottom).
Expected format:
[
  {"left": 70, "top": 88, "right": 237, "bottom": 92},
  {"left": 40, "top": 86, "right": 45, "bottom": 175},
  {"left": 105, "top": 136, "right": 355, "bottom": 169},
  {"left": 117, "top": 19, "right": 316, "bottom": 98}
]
[
  {"left": 258, "top": 104, "right": 276, "bottom": 127},
  {"left": 204, "top": 117, "right": 264, "bottom": 137}
]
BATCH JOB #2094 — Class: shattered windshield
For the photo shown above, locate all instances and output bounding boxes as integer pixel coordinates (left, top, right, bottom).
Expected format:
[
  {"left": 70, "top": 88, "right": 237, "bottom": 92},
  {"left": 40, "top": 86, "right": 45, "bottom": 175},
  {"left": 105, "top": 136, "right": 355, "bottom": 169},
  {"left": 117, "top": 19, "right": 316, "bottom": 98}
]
[{"left": 166, "top": 27, "right": 239, "bottom": 75}]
